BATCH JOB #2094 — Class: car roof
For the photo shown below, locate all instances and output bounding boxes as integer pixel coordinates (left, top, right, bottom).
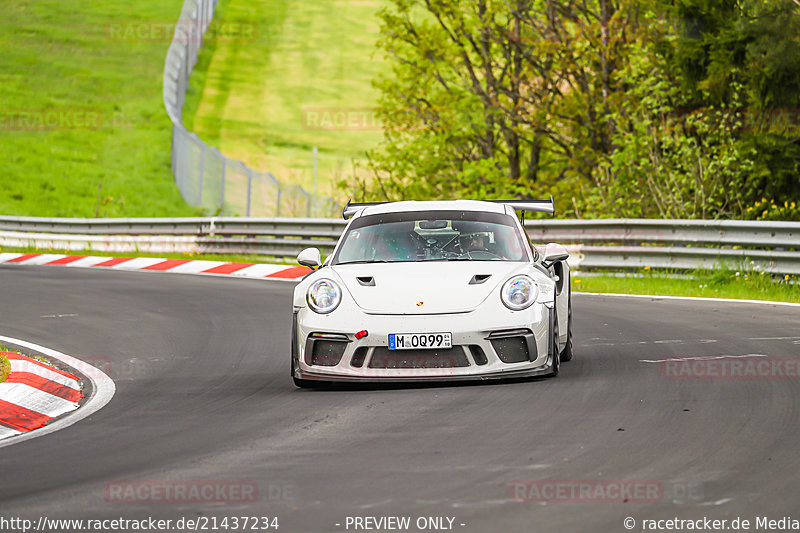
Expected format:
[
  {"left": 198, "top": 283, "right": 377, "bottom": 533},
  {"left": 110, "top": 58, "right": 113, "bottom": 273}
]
[{"left": 355, "top": 200, "right": 511, "bottom": 218}]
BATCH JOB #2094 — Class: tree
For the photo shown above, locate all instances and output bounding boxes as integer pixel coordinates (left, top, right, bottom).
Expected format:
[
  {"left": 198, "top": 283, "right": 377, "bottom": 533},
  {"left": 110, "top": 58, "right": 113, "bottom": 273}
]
[
  {"left": 586, "top": 0, "right": 800, "bottom": 219},
  {"left": 357, "top": 0, "right": 548, "bottom": 200},
  {"left": 350, "top": 0, "right": 800, "bottom": 220}
]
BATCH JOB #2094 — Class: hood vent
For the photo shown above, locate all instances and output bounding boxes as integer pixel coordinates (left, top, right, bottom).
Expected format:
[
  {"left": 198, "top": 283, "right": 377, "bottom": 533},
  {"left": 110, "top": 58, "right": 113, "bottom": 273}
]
[
  {"left": 357, "top": 276, "right": 376, "bottom": 287},
  {"left": 469, "top": 274, "right": 492, "bottom": 285}
]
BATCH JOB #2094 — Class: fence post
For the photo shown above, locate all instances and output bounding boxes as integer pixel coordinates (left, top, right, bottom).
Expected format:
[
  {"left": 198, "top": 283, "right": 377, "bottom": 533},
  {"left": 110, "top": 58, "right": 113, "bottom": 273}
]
[
  {"left": 220, "top": 157, "right": 227, "bottom": 213},
  {"left": 245, "top": 165, "right": 253, "bottom": 216},
  {"left": 197, "top": 143, "right": 206, "bottom": 206},
  {"left": 313, "top": 145, "right": 318, "bottom": 194},
  {"left": 182, "top": 41, "right": 190, "bottom": 109},
  {"left": 171, "top": 123, "right": 177, "bottom": 174}
]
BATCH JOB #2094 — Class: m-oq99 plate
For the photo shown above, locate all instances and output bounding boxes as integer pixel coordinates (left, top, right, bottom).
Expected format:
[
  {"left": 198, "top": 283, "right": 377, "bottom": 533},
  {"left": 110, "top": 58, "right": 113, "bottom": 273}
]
[{"left": 388, "top": 333, "right": 452, "bottom": 350}]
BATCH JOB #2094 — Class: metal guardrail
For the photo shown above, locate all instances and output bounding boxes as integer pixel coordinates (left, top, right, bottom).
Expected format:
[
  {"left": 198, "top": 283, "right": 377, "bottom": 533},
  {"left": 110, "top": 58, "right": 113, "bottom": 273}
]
[
  {"left": 0, "top": 216, "right": 344, "bottom": 258},
  {"left": 523, "top": 219, "right": 800, "bottom": 249},
  {"left": 1, "top": 216, "right": 798, "bottom": 274},
  {"left": 162, "top": 0, "right": 339, "bottom": 218},
  {"left": 524, "top": 219, "right": 800, "bottom": 273}
]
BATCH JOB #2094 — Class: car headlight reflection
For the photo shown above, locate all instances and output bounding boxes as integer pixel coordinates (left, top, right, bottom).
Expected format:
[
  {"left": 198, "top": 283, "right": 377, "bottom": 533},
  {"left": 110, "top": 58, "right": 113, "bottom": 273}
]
[
  {"left": 307, "top": 279, "right": 342, "bottom": 314},
  {"left": 501, "top": 275, "right": 537, "bottom": 311}
]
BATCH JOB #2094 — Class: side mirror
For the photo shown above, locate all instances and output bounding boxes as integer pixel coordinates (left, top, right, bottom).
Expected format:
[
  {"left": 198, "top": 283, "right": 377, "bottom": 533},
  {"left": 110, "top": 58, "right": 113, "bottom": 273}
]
[
  {"left": 297, "top": 247, "right": 322, "bottom": 269},
  {"left": 542, "top": 243, "right": 569, "bottom": 266}
]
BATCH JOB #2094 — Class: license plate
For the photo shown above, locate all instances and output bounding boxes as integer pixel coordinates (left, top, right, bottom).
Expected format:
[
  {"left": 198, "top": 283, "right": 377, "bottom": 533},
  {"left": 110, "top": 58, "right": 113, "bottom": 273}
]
[{"left": 388, "top": 332, "right": 452, "bottom": 350}]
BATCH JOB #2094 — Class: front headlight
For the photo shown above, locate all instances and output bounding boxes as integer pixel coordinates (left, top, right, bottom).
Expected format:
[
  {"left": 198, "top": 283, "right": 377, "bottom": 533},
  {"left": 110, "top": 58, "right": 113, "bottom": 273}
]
[
  {"left": 501, "top": 275, "right": 538, "bottom": 311},
  {"left": 307, "top": 278, "right": 342, "bottom": 314}
]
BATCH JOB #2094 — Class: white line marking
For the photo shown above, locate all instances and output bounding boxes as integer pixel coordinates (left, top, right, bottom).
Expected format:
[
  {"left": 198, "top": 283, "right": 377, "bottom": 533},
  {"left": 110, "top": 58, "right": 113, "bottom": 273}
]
[
  {"left": 746, "top": 336, "right": 800, "bottom": 341},
  {"left": 358, "top": 499, "right": 394, "bottom": 509},
  {"left": 576, "top": 292, "right": 800, "bottom": 308},
  {"left": 0, "top": 335, "right": 116, "bottom": 448},
  {"left": 584, "top": 339, "right": 718, "bottom": 347},
  {"left": 640, "top": 354, "right": 768, "bottom": 363},
  {"left": 699, "top": 497, "right": 734, "bottom": 506}
]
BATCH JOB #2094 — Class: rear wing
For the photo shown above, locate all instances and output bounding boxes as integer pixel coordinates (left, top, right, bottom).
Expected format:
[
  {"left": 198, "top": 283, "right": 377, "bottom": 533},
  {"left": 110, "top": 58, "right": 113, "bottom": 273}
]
[
  {"left": 342, "top": 197, "right": 555, "bottom": 220},
  {"left": 342, "top": 200, "right": 387, "bottom": 220}
]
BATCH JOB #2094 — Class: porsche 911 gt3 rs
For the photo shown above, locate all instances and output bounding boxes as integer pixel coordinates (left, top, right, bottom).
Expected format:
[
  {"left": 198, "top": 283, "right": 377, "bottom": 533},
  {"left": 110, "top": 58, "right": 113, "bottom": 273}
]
[{"left": 290, "top": 199, "right": 573, "bottom": 387}]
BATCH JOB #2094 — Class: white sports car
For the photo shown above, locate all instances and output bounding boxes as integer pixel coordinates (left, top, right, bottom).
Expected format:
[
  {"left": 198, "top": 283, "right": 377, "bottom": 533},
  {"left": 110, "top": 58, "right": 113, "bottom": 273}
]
[{"left": 290, "top": 199, "right": 573, "bottom": 387}]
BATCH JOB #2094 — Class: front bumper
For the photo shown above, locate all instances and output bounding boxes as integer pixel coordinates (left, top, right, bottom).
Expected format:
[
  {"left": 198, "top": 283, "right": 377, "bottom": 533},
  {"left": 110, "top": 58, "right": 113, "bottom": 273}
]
[{"left": 292, "top": 298, "right": 555, "bottom": 383}]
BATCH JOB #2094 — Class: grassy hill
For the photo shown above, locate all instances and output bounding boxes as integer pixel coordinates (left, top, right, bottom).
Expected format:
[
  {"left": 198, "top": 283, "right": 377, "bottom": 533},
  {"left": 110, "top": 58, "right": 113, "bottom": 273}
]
[
  {"left": 183, "top": 0, "right": 387, "bottom": 199},
  {"left": 0, "top": 1, "right": 196, "bottom": 217}
]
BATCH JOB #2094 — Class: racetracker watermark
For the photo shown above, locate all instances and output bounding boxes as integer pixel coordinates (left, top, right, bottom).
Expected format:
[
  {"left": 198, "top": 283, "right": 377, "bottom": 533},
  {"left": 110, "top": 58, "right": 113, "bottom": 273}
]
[
  {"left": 107, "top": 21, "right": 258, "bottom": 43},
  {"left": 0, "top": 109, "right": 105, "bottom": 131},
  {"left": 363, "top": 352, "right": 462, "bottom": 372},
  {"left": 508, "top": 480, "right": 662, "bottom": 503},
  {"left": 78, "top": 356, "right": 154, "bottom": 381},
  {"left": 659, "top": 356, "right": 800, "bottom": 380},
  {"left": 104, "top": 481, "right": 294, "bottom": 504},
  {"left": 302, "top": 107, "right": 381, "bottom": 131}
]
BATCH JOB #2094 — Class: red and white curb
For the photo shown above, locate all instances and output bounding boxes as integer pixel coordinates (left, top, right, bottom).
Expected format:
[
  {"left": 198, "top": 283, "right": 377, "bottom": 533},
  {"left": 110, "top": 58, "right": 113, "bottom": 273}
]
[
  {"left": 0, "top": 336, "right": 116, "bottom": 447},
  {"left": 0, "top": 352, "right": 83, "bottom": 439},
  {"left": 0, "top": 253, "right": 311, "bottom": 280}
]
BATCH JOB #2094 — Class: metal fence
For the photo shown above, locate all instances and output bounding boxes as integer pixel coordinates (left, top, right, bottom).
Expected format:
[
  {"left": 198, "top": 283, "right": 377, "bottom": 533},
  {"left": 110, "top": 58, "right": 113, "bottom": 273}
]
[
  {"left": 162, "top": 0, "right": 339, "bottom": 218},
  {"left": 1, "top": 216, "right": 798, "bottom": 275}
]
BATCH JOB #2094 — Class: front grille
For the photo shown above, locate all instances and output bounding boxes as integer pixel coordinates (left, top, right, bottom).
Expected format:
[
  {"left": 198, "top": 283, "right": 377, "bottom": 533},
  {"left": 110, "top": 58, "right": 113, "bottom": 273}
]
[
  {"left": 368, "top": 347, "right": 469, "bottom": 369},
  {"left": 305, "top": 338, "right": 348, "bottom": 366},
  {"left": 468, "top": 345, "right": 488, "bottom": 366},
  {"left": 490, "top": 337, "right": 530, "bottom": 363},
  {"left": 350, "top": 347, "right": 368, "bottom": 368}
]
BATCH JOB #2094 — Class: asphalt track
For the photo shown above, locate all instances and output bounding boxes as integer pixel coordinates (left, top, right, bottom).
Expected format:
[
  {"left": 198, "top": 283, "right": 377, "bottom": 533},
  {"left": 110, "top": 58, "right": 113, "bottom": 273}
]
[{"left": 1, "top": 264, "right": 799, "bottom": 532}]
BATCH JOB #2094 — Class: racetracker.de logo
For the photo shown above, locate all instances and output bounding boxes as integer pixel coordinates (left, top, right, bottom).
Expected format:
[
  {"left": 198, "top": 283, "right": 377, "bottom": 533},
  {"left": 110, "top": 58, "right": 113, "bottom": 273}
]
[
  {"left": 107, "top": 21, "right": 258, "bottom": 43},
  {"left": 659, "top": 356, "right": 800, "bottom": 380},
  {"left": 0, "top": 109, "right": 104, "bottom": 131},
  {"left": 302, "top": 108, "right": 381, "bottom": 131},
  {"left": 104, "top": 481, "right": 258, "bottom": 504},
  {"left": 508, "top": 480, "right": 663, "bottom": 503}
]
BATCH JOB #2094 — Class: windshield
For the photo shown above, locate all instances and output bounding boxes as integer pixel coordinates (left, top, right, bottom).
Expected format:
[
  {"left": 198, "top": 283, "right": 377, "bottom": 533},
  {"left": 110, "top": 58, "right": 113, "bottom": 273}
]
[{"left": 333, "top": 210, "right": 530, "bottom": 264}]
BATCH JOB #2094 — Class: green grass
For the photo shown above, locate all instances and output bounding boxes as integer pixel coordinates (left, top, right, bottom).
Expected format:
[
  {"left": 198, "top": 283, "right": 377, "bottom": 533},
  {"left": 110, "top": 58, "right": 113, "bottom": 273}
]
[
  {"left": 0, "top": 352, "right": 9, "bottom": 384},
  {"left": 184, "top": 0, "right": 388, "bottom": 199},
  {"left": 575, "top": 268, "right": 800, "bottom": 304},
  {"left": 0, "top": 343, "right": 21, "bottom": 384},
  {"left": 0, "top": 1, "right": 196, "bottom": 218},
  {"left": 31, "top": 355, "right": 56, "bottom": 368}
]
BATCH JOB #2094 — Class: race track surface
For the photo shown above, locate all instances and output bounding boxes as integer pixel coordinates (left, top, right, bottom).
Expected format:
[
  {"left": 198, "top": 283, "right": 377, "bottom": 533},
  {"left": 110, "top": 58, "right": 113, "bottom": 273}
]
[{"left": 1, "top": 265, "right": 798, "bottom": 532}]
